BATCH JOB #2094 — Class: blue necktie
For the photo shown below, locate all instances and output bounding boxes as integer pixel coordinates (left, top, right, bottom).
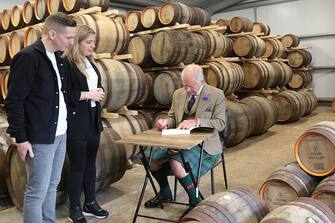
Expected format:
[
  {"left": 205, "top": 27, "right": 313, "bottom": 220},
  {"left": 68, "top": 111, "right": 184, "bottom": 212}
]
[{"left": 187, "top": 95, "right": 196, "bottom": 111}]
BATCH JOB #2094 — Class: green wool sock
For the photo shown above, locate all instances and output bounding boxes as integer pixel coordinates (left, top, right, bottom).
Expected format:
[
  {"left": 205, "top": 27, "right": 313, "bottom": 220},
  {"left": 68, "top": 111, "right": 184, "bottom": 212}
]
[
  {"left": 178, "top": 174, "right": 202, "bottom": 206},
  {"left": 151, "top": 166, "right": 172, "bottom": 199}
]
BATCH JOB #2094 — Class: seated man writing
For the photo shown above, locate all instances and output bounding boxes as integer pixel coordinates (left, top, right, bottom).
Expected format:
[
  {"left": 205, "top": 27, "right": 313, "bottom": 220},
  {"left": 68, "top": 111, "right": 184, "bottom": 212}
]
[{"left": 145, "top": 64, "right": 226, "bottom": 213}]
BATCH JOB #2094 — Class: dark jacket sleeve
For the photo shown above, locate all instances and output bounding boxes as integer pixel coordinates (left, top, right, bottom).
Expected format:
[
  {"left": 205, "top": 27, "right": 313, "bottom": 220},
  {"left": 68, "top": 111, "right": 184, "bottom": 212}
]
[
  {"left": 64, "top": 58, "right": 81, "bottom": 105},
  {"left": 5, "top": 52, "right": 35, "bottom": 143}
]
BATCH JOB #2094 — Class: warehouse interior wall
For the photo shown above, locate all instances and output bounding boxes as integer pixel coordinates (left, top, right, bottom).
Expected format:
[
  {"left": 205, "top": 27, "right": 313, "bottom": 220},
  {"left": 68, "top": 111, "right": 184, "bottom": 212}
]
[{"left": 213, "top": 0, "right": 335, "bottom": 101}]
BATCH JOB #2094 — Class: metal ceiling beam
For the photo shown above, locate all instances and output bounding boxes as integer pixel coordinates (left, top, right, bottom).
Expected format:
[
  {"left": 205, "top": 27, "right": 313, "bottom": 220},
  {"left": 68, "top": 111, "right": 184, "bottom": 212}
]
[{"left": 205, "top": 0, "right": 247, "bottom": 14}]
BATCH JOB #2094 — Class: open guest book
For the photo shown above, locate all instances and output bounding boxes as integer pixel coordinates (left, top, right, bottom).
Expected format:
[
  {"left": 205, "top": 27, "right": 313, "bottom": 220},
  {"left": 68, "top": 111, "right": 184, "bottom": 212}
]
[{"left": 161, "top": 127, "right": 214, "bottom": 136}]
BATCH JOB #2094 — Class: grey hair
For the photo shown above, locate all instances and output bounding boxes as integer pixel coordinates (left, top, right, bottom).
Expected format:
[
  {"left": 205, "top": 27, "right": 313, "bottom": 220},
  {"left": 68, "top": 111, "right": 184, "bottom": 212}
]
[{"left": 181, "top": 64, "right": 204, "bottom": 83}]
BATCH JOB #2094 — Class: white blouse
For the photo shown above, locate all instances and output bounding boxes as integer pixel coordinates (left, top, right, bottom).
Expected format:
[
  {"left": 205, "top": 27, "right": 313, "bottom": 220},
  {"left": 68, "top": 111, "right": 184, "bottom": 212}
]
[{"left": 84, "top": 58, "right": 98, "bottom": 107}]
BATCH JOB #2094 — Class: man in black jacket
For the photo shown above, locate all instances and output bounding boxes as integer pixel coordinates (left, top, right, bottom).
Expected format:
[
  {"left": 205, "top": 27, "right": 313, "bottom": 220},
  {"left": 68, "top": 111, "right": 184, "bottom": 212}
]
[{"left": 5, "top": 13, "right": 76, "bottom": 223}]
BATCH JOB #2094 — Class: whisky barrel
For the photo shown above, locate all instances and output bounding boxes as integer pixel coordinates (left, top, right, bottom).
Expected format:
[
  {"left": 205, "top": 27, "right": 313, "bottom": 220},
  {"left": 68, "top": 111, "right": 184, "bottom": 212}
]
[
  {"left": 312, "top": 174, "right": 335, "bottom": 213},
  {"left": 47, "top": 0, "right": 64, "bottom": 14},
  {"left": 150, "top": 30, "right": 206, "bottom": 65},
  {"left": 24, "top": 24, "right": 44, "bottom": 47},
  {"left": 233, "top": 34, "right": 266, "bottom": 58},
  {"left": 240, "top": 96, "right": 277, "bottom": 136},
  {"left": 114, "top": 15, "right": 125, "bottom": 24},
  {"left": 229, "top": 16, "right": 253, "bottom": 33},
  {"left": 223, "top": 100, "right": 249, "bottom": 147},
  {"left": 0, "top": 70, "right": 9, "bottom": 102},
  {"left": 103, "top": 115, "right": 149, "bottom": 160},
  {"left": 242, "top": 61, "right": 276, "bottom": 89},
  {"left": 288, "top": 49, "right": 312, "bottom": 68},
  {"left": 205, "top": 61, "right": 244, "bottom": 95},
  {"left": 259, "top": 162, "right": 319, "bottom": 210},
  {"left": 197, "top": 30, "right": 233, "bottom": 58},
  {"left": 137, "top": 110, "right": 157, "bottom": 129},
  {"left": 260, "top": 197, "right": 335, "bottom": 223},
  {"left": 295, "top": 121, "right": 335, "bottom": 177},
  {"left": 1, "top": 9, "right": 12, "bottom": 32},
  {"left": 181, "top": 188, "right": 270, "bottom": 223},
  {"left": 5, "top": 144, "right": 68, "bottom": 210},
  {"left": 9, "top": 30, "right": 25, "bottom": 59},
  {"left": 34, "top": 0, "right": 49, "bottom": 21},
  {"left": 0, "top": 35, "right": 11, "bottom": 66},
  {"left": 216, "top": 19, "right": 231, "bottom": 32},
  {"left": 252, "top": 22, "right": 271, "bottom": 35},
  {"left": 62, "top": 0, "right": 109, "bottom": 13},
  {"left": 281, "top": 34, "right": 300, "bottom": 48},
  {"left": 141, "top": 7, "right": 161, "bottom": 29},
  {"left": 272, "top": 90, "right": 307, "bottom": 123},
  {"left": 269, "top": 61, "right": 293, "bottom": 87},
  {"left": 153, "top": 70, "right": 182, "bottom": 105},
  {"left": 299, "top": 90, "right": 317, "bottom": 115},
  {"left": 137, "top": 72, "right": 155, "bottom": 105},
  {"left": 288, "top": 70, "right": 312, "bottom": 89},
  {"left": 10, "top": 5, "right": 25, "bottom": 29},
  {"left": 158, "top": 2, "right": 210, "bottom": 26},
  {"left": 127, "top": 34, "right": 155, "bottom": 67},
  {"left": 95, "top": 124, "right": 127, "bottom": 191},
  {"left": 22, "top": 1, "right": 38, "bottom": 25},
  {"left": 0, "top": 123, "right": 11, "bottom": 199},
  {"left": 96, "top": 59, "right": 145, "bottom": 111},
  {"left": 263, "top": 38, "right": 285, "bottom": 59},
  {"left": 125, "top": 11, "right": 144, "bottom": 32},
  {"left": 72, "top": 14, "right": 129, "bottom": 54}
]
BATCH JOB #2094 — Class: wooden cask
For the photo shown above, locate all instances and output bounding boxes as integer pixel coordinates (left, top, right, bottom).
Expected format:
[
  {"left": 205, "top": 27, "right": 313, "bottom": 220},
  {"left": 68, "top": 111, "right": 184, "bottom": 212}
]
[
  {"left": 242, "top": 61, "right": 276, "bottom": 89},
  {"left": 150, "top": 30, "right": 206, "bottom": 65},
  {"left": 259, "top": 162, "right": 319, "bottom": 210},
  {"left": 103, "top": 115, "right": 149, "bottom": 160},
  {"left": 312, "top": 174, "right": 335, "bottom": 213},
  {"left": 240, "top": 96, "right": 277, "bottom": 136},
  {"left": 62, "top": 0, "right": 109, "bottom": 13},
  {"left": 141, "top": 6, "right": 161, "bottom": 29},
  {"left": 0, "top": 70, "right": 10, "bottom": 102},
  {"left": 262, "top": 38, "right": 285, "bottom": 59},
  {"left": 197, "top": 30, "right": 233, "bottom": 58},
  {"left": 0, "top": 123, "right": 12, "bottom": 199},
  {"left": 24, "top": 24, "right": 44, "bottom": 47},
  {"left": 229, "top": 16, "right": 253, "bottom": 33},
  {"left": 5, "top": 145, "right": 68, "bottom": 210},
  {"left": 22, "top": 1, "right": 38, "bottom": 25},
  {"left": 252, "top": 22, "right": 271, "bottom": 35},
  {"left": 1, "top": 9, "right": 12, "bottom": 32},
  {"left": 233, "top": 34, "right": 266, "bottom": 58},
  {"left": 137, "top": 72, "right": 155, "bottom": 105},
  {"left": 72, "top": 14, "right": 130, "bottom": 54},
  {"left": 288, "top": 49, "right": 312, "bottom": 68},
  {"left": 295, "top": 121, "right": 335, "bottom": 177},
  {"left": 11, "top": 5, "right": 25, "bottom": 29},
  {"left": 269, "top": 61, "right": 293, "bottom": 87},
  {"left": 34, "top": 0, "right": 49, "bottom": 21},
  {"left": 125, "top": 11, "right": 144, "bottom": 32},
  {"left": 0, "top": 35, "right": 11, "bottom": 66},
  {"left": 260, "top": 197, "right": 335, "bottom": 223},
  {"left": 223, "top": 100, "right": 249, "bottom": 147},
  {"left": 299, "top": 90, "right": 317, "bottom": 116},
  {"left": 205, "top": 61, "right": 244, "bottom": 96},
  {"left": 47, "top": 0, "right": 64, "bottom": 14},
  {"left": 127, "top": 34, "right": 155, "bottom": 67},
  {"left": 96, "top": 59, "right": 145, "bottom": 111},
  {"left": 95, "top": 123, "right": 127, "bottom": 191},
  {"left": 288, "top": 70, "right": 312, "bottom": 89},
  {"left": 9, "top": 30, "right": 25, "bottom": 59},
  {"left": 181, "top": 188, "right": 269, "bottom": 223},
  {"left": 281, "top": 34, "right": 300, "bottom": 48},
  {"left": 153, "top": 70, "right": 182, "bottom": 105},
  {"left": 272, "top": 90, "right": 308, "bottom": 123}
]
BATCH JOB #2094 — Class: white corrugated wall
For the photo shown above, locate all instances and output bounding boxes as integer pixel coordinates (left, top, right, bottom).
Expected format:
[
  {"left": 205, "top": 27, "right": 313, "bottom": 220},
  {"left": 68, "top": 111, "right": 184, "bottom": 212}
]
[{"left": 213, "top": 0, "right": 335, "bottom": 101}]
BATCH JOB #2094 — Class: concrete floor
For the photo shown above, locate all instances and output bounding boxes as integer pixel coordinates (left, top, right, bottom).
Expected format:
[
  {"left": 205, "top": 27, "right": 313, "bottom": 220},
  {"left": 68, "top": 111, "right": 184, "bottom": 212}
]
[{"left": 0, "top": 105, "right": 334, "bottom": 223}]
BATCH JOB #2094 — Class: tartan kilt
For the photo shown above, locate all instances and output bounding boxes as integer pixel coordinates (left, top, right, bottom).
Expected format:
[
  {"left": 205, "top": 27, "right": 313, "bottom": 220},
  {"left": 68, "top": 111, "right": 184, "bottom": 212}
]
[{"left": 145, "top": 145, "right": 221, "bottom": 179}]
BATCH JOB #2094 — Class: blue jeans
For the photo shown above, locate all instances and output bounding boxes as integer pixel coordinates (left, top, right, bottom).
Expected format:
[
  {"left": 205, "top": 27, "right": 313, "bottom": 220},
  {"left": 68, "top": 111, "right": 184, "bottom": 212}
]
[{"left": 23, "top": 134, "right": 66, "bottom": 223}]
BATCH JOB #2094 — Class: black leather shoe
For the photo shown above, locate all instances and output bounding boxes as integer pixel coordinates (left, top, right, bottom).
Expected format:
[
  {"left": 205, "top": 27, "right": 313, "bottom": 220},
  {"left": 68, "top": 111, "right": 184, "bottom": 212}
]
[
  {"left": 83, "top": 201, "right": 109, "bottom": 219},
  {"left": 144, "top": 193, "right": 172, "bottom": 208},
  {"left": 68, "top": 206, "right": 87, "bottom": 223}
]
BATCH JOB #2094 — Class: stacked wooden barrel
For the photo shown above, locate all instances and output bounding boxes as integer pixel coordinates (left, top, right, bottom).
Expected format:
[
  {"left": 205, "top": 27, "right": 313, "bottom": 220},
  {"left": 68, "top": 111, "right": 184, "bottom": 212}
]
[{"left": 312, "top": 174, "right": 335, "bottom": 213}]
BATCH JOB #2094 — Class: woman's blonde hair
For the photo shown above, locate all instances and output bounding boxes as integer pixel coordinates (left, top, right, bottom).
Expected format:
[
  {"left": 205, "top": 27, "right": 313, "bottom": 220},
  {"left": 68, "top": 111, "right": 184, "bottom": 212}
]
[{"left": 63, "top": 25, "right": 96, "bottom": 76}]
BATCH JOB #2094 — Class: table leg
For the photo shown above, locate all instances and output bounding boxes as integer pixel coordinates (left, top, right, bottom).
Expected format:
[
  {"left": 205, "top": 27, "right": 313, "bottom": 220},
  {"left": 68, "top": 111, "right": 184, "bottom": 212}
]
[{"left": 196, "top": 142, "right": 204, "bottom": 198}]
